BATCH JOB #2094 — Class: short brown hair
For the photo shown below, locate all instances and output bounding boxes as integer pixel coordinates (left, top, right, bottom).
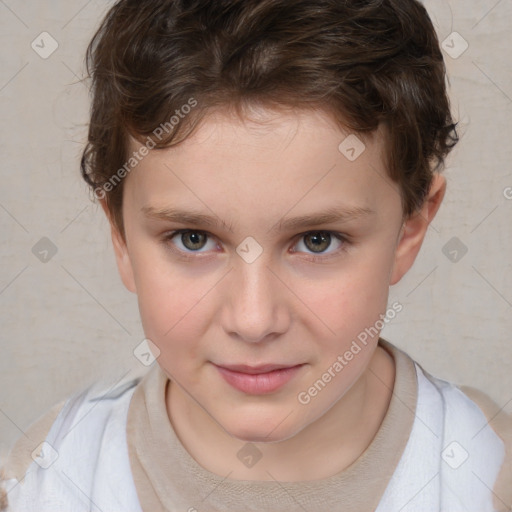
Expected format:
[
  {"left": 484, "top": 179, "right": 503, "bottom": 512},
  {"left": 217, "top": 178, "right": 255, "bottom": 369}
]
[{"left": 81, "top": 0, "right": 459, "bottom": 240}]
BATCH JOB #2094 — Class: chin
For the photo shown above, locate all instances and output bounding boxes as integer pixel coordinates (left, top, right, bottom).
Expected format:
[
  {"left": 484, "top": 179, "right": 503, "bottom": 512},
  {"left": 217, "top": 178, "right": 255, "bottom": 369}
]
[{"left": 220, "top": 410, "right": 303, "bottom": 444}]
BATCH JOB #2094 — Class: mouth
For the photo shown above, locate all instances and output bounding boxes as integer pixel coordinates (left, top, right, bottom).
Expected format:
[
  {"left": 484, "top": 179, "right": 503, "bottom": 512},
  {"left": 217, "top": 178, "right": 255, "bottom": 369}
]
[
  {"left": 217, "top": 363, "right": 302, "bottom": 374},
  {"left": 213, "top": 363, "right": 305, "bottom": 394}
]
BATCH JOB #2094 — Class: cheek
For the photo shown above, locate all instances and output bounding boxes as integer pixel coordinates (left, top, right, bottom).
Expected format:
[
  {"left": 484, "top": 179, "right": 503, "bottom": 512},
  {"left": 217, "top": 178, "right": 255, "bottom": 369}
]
[
  {"left": 308, "top": 257, "right": 392, "bottom": 338},
  {"left": 129, "top": 244, "right": 203, "bottom": 342},
  {"left": 135, "top": 271, "right": 207, "bottom": 382}
]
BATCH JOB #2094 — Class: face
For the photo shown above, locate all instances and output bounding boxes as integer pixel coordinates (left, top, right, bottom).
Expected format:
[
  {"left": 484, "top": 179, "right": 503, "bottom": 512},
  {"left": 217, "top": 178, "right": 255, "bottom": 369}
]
[{"left": 110, "top": 107, "right": 434, "bottom": 443}]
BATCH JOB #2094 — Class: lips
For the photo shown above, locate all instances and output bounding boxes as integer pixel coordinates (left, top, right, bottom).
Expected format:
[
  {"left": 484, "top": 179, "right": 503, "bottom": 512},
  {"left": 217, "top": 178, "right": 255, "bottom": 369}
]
[
  {"left": 218, "top": 363, "right": 300, "bottom": 374},
  {"left": 213, "top": 362, "right": 305, "bottom": 394}
]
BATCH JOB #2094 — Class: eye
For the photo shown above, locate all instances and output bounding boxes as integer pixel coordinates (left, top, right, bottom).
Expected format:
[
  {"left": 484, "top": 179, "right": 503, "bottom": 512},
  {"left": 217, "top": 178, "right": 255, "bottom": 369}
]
[
  {"left": 163, "top": 229, "right": 218, "bottom": 255},
  {"left": 162, "top": 229, "right": 349, "bottom": 262},
  {"left": 292, "top": 231, "right": 347, "bottom": 260}
]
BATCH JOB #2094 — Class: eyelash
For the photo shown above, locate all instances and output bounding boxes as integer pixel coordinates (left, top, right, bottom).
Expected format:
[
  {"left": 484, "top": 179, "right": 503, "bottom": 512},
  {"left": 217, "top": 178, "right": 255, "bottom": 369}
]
[{"left": 161, "top": 229, "right": 350, "bottom": 263}]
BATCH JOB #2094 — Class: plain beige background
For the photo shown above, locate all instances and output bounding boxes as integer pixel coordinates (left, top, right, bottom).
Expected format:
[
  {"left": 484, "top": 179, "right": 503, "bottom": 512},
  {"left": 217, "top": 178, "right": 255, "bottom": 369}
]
[{"left": 0, "top": 0, "right": 511, "bottom": 456}]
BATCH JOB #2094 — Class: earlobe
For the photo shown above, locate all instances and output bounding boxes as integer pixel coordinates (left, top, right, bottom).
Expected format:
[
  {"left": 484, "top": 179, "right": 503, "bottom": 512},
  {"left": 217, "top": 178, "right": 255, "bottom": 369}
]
[
  {"left": 99, "top": 199, "right": 137, "bottom": 294},
  {"left": 390, "top": 173, "right": 446, "bottom": 285}
]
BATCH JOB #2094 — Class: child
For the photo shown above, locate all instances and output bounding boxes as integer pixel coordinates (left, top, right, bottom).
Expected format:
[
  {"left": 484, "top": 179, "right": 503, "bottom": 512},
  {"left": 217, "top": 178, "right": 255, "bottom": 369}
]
[{"left": 2, "top": 0, "right": 511, "bottom": 510}]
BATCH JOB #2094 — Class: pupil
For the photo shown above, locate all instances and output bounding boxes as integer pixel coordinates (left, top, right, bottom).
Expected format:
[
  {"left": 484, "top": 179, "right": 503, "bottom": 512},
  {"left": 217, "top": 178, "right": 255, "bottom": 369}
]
[
  {"left": 184, "top": 231, "right": 204, "bottom": 250},
  {"left": 307, "top": 232, "right": 330, "bottom": 253}
]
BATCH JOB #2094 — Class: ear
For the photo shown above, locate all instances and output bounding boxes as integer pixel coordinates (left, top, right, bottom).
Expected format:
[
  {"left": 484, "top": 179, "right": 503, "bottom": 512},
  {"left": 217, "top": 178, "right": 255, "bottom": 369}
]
[
  {"left": 99, "top": 199, "right": 137, "bottom": 294},
  {"left": 390, "top": 173, "right": 446, "bottom": 285}
]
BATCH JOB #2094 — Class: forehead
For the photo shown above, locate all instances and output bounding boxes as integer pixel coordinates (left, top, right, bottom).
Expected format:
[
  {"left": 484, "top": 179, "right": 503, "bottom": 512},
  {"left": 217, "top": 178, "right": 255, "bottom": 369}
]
[
  {"left": 124, "top": 107, "right": 399, "bottom": 225},
  {"left": 154, "top": 105, "right": 379, "bottom": 156}
]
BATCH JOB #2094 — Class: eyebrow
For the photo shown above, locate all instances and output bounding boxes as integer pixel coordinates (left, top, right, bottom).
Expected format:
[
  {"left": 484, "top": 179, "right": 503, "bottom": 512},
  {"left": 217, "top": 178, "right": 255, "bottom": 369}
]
[{"left": 141, "top": 204, "right": 375, "bottom": 234}]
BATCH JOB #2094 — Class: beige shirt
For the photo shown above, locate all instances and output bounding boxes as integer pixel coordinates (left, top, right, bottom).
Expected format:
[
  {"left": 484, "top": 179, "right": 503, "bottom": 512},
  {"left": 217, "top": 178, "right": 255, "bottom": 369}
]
[{"left": 3, "top": 339, "right": 512, "bottom": 511}]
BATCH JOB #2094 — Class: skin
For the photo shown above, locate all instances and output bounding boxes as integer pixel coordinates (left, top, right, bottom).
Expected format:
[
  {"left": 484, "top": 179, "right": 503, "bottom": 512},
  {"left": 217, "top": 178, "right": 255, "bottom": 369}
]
[{"left": 103, "top": 106, "right": 445, "bottom": 482}]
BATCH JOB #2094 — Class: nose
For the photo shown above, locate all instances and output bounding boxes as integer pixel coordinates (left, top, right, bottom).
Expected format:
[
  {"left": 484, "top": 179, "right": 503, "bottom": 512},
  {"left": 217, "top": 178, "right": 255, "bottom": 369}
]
[{"left": 221, "top": 256, "right": 290, "bottom": 343}]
